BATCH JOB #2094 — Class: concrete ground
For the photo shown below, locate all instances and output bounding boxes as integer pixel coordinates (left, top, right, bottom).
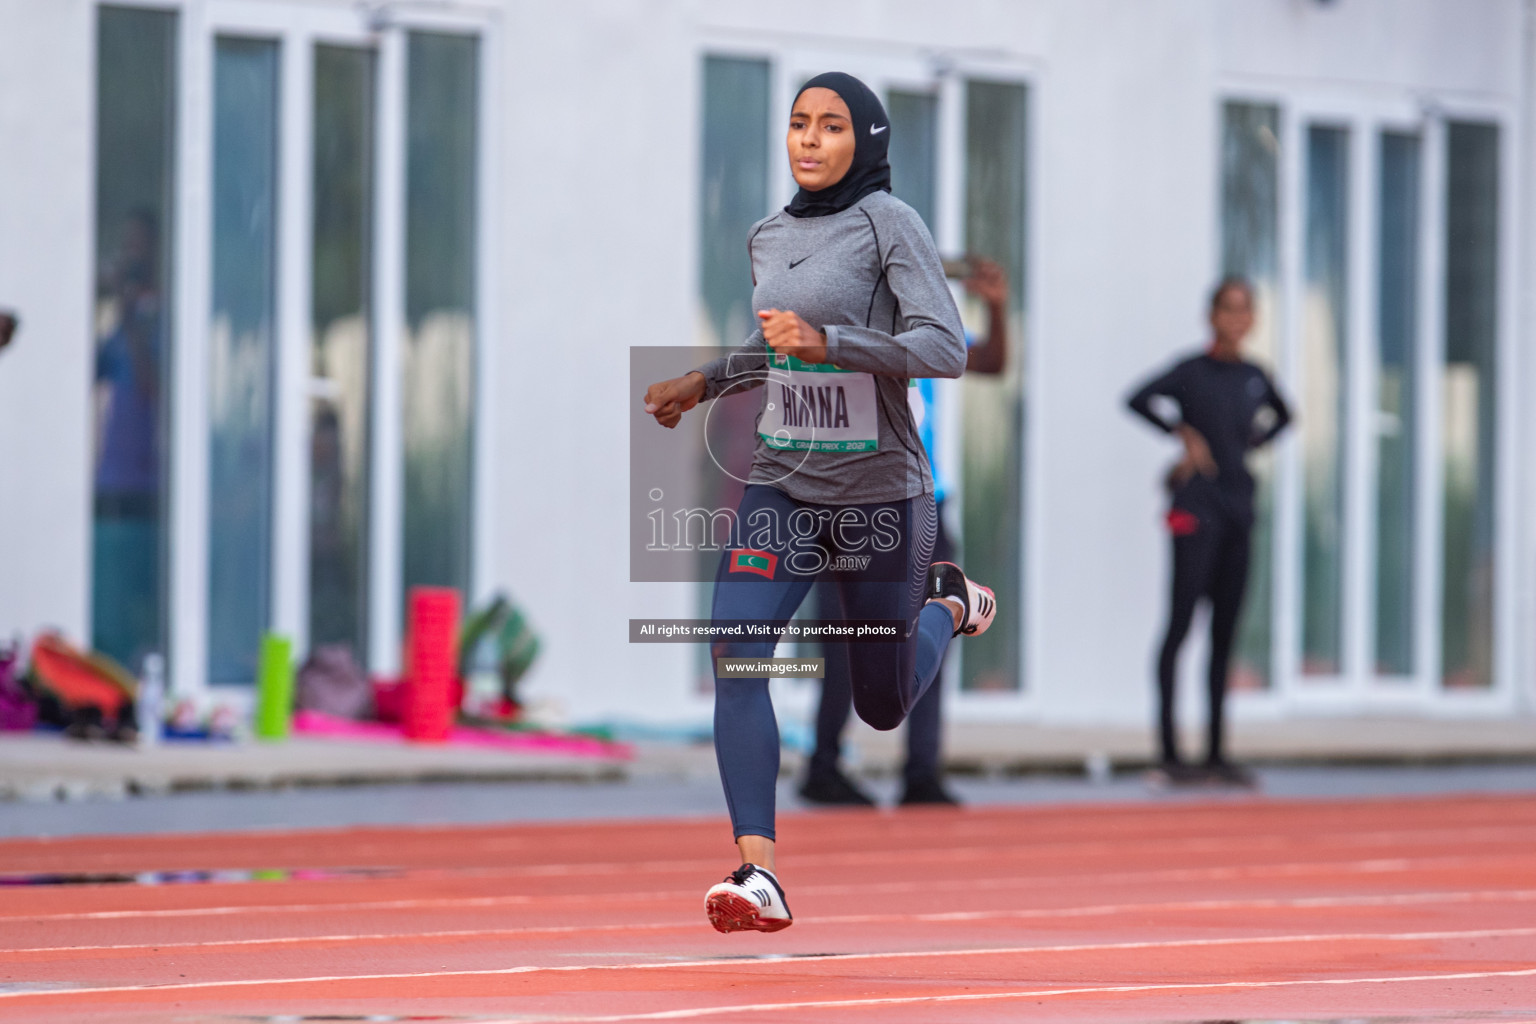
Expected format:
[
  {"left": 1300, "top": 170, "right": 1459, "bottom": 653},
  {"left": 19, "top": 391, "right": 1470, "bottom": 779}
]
[
  {"left": 2, "top": 712, "right": 1535, "bottom": 840},
  {"left": 2, "top": 714, "right": 1533, "bottom": 805},
  {"left": 5, "top": 762, "right": 1536, "bottom": 840},
  {"left": 0, "top": 730, "right": 628, "bottom": 802}
]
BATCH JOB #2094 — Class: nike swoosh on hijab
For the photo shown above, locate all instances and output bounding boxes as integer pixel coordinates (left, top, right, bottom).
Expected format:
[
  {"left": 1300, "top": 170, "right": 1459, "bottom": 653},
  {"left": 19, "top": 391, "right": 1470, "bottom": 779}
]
[{"left": 785, "top": 71, "right": 893, "bottom": 218}]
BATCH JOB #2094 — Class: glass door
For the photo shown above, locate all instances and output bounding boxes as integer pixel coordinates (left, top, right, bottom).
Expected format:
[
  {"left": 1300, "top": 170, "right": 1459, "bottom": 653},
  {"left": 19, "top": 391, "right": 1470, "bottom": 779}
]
[
  {"left": 958, "top": 78, "right": 1028, "bottom": 695},
  {"left": 401, "top": 31, "right": 480, "bottom": 607},
  {"left": 1247, "top": 93, "right": 1508, "bottom": 708},
  {"left": 1219, "top": 101, "right": 1282, "bottom": 693},
  {"left": 1438, "top": 120, "right": 1500, "bottom": 692},
  {"left": 90, "top": 0, "right": 492, "bottom": 695},
  {"left": 774, "top": 53, "right": 1032, "bottom": 698},
  {"left": 1371, "top": 129, "right": 1421, "bottom": 682},
  {"left": 1298, "top": 123, "right": 1350, "bottom": 680},
  {"left": 207, "top": 35, "right": 280, "bottom": 685},
  {"left": 307, "top": 42, "right": 376, "bottom": 664},
  {"left": 92, "top": 4, "right": 177, "bottom": 678}
]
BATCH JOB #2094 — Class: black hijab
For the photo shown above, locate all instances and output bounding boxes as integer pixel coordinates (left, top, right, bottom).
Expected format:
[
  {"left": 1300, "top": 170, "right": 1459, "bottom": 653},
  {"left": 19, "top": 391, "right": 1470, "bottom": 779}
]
[{"left": 784, "top": 72, "right": 891, "bottom": 218}]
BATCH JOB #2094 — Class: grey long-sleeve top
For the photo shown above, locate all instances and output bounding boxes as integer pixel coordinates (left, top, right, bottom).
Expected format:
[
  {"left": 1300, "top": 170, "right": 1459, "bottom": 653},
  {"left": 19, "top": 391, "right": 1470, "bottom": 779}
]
[{"left": 694, "top": 190, "right": 966, "bottom": 506}]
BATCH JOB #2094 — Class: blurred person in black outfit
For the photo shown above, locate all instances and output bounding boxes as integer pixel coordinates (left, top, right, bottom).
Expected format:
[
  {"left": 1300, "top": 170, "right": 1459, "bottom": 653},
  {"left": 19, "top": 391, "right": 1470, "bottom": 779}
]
[
  {"left": 1125, "top": 277, "right": 1291, "bottom": 787},
  {"left": 0, "top": 310, "right": 17, "bottom": 354},
  {"left": 800, "top": 258, "right": 1010, "bottom": 807}
]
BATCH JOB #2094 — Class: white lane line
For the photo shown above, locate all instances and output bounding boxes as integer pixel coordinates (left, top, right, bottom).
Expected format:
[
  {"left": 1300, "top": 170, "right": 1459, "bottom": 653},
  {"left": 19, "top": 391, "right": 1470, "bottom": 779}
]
[
  {"left": 6, "top": 806, "right": 1528, "bottom": 858},
  {"left": 801, "top": 853, "right": 1536, "bottom": 897},
  {"left": 469, "top": 968, "right": 1536, "bottom": 1023},
  {"left": 369, "top": 823, "right": 1536, "bottom": 876},
  {"left": 5, "top": 919, "right": 693, "bottom": 953},
  {"left": 422, "top": 822, "right": 1536, "bottom": 874},
  {"left": 2, "top": 791, "right": 1527, "bottom": 851},
  {"left": 8, "top": 820, "right": 1536, "bottom": 886},
  {"left": 10, "top": 887, "right": 1536, "bottom": 955},
  {"left": 6, "top": 850, "right": 1532, "bottom": 923},
  {"left": 0, "top": 894, "right": 533, "bottom": 921},
  {"left": 829, "top": 885, "right": 1536, "bottom": 923},
  {"left": 3, "top": 925, "right": 1534, "bottom": 1000}
]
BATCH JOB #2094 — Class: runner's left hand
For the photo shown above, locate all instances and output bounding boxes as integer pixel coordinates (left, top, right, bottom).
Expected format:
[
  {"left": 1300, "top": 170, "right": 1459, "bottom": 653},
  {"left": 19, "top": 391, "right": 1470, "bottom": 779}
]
[{"left": 759, "top": 309, "right": 827, "bottom": 364}]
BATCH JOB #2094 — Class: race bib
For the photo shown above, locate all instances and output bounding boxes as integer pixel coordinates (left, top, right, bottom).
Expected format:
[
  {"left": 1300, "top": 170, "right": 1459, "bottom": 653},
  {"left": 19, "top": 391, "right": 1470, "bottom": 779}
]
[{"left": 758, "top": 354, "right": 880, "bottom": 452}]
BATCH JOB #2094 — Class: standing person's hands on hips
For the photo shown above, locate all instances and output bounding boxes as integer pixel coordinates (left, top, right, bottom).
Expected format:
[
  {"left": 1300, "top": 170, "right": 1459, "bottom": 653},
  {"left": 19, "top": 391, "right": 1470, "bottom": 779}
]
[
  {"left": 759, "top": 309, "right": 826, "bottom": 364},
  {"left": 1174, "top": 423, "right": 1219, "bottom": 482}
]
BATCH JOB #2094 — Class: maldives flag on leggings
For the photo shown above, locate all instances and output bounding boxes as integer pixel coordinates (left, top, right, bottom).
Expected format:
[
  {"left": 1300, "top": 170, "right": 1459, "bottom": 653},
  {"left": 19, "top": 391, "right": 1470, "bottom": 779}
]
[{"left": 729, "top": 549, "right": 778, "bottom": 579}]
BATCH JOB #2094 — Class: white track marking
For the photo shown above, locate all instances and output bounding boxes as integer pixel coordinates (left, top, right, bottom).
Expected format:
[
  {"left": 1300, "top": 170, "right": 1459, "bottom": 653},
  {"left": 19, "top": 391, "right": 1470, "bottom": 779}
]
[
  {"left": 9, "top": 887, "right": 1536, "bottom": 955},
  {"left": 3, "top": 925, "right": 1534, "bottom": 1000},
  {"left": 0, "top": 893, "right": 536, "bottom": 920},
  {"left": 822, "top": 885, "right": 1536, "bottom": 923},
  {"left": 417, "top": 822, "right": 1536, "bottom": 877},
  {"left": 469, "top": 968, "right": 1536, "bottom": 1023},
  {"left": 2, "top": 793, "right": 1528, "bottom": 849},
  {"left": 6, "top": 849, "right": 1532, "bottom": 923},
  {"left": 7, "top": 821, "right": 1536, "bottom": 885},
  {"left": 388, "top": 822, "right": 1536, "bottom": 873},
  {"left": 6, "top": 919, "right": 694, "bottom": 953},
  {"left": 799, "top": 852, "right": 1536, "bottom": 897}
]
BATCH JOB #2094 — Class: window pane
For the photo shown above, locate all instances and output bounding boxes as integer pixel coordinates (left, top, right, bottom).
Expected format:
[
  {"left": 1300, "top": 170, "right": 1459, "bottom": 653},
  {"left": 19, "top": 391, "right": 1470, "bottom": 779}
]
[
  {"left": 887, "top": 90, "right": 937, "bottom": 232},
  {"left": 1220, "top": 101, "right": 1280, "bottom": 690},
  {"left": 92, "top": 6, "right": 176, "bottom": 674},
  {"left": 403, "top": 32, "right": 477, "bottom": 606},
  {"left": 1301, "top": 125, "right": 1349, "bottom": 676},
  {"left": 699, "top": 57, "right": 769, "bottom": 350},
  {"left": 310, "top": 45, "right": 375, "bottom": 660},
  {"left": 1374, "top": 131, "right": 1419, "bottom": 677},
  {"left": 1441, "top": 121, "right": 1499, "bottom": 690},
  {"left": 696, "top": 57, "right": 770, "bottom": 647},
  {"left": 208, "top": 37, "right": 279, "bottom": 684},
  {"left": 960, "top": 79, "right": 1026, "bottom": 692}
]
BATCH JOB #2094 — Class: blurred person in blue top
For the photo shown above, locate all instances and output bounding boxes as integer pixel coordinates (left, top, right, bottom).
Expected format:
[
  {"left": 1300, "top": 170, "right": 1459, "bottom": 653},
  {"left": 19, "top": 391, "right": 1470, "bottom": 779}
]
[
  {"left": 799, "top": 257, "right": 1010, "bottom": 807},
  {"left": 92, "top": 209, "right": 166, "bottom": 670}
]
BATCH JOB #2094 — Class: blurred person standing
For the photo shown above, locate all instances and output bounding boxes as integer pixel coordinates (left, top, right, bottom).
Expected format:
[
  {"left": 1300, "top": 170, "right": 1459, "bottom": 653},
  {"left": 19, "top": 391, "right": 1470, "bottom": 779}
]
[
  {"left": 1125, "top": 277, "right": 1290, "bottom": 787},
  {"left": 799, "top": 257, "right": 1010, "bottom": 807}
]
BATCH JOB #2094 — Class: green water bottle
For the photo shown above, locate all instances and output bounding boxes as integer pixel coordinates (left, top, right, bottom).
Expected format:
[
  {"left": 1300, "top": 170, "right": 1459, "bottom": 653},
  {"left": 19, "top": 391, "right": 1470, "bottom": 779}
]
[{"left": 255, "top": 634, "right": 294, "bottom": 741}]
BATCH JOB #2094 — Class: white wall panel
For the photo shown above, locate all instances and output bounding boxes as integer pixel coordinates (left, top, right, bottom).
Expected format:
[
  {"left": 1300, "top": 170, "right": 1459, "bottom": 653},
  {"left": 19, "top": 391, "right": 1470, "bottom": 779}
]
[{"left": 0, "top": 1, "right": 94, "bottom": 646}]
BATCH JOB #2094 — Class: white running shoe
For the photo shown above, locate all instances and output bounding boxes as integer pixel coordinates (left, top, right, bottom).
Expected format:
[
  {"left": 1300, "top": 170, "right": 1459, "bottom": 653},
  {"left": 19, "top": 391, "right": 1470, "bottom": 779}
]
[
  {"left": 704, "top": 863, "right": 793, "bottom": 933},
  {"left": 927, "top": 562, "right": 997, "bottom": 637}
]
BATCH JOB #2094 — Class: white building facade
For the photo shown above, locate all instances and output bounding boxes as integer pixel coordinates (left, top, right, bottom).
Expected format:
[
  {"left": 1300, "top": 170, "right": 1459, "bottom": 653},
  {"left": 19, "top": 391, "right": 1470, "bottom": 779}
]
[{"left": 0, "top": 0, "right": 1530, "bottom": 734}]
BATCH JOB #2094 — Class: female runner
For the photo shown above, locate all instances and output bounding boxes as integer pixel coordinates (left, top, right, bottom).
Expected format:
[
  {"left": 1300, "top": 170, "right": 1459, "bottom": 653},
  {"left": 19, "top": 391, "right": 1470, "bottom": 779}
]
[{"left": 644, "top": 72, "right": 995, "bottom": 934}]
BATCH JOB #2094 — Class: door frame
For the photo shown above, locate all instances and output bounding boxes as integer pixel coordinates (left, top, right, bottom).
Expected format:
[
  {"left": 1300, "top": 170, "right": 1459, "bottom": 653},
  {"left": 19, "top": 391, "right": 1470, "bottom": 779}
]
[{"left": 97, "top": 0, "right": 498, "bottom": 700}]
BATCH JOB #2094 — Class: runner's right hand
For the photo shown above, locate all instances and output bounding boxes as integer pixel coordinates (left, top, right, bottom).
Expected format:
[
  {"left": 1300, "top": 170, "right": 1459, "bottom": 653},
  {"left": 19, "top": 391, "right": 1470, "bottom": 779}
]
[
  {"left": 963, "top": 258, "right": 1008, "bottom": 309},
  {"left": 644, "top": 372, "right": 706, "bottom": 429}
]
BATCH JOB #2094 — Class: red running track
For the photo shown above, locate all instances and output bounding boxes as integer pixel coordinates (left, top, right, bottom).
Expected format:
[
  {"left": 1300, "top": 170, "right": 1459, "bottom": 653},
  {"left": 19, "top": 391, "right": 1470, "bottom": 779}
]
[{"left": 2, "top": 792, "right": 1535, "bottom": 1023}]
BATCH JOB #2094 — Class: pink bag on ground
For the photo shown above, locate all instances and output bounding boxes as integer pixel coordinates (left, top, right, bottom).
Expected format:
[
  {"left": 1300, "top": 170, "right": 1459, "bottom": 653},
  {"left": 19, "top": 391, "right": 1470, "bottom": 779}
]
[{"left": 0, "top": 645, "right": 38, "bottom": 732}]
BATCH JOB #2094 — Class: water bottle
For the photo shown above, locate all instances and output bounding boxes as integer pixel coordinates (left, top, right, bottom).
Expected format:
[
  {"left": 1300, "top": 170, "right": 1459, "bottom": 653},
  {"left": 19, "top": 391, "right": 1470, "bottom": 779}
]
[{"left": 139, "top": 653, "right": 165, "bottom": 747}]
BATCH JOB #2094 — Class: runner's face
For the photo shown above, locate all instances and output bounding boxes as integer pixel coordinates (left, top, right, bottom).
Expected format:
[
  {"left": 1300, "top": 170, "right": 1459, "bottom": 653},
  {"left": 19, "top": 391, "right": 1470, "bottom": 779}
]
[
  {"left": 787, "top": 88, "right": 855, "bottom": 193},
  {"left": 1209, "top": 286, "right": 1254, "bottom": 353}
]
